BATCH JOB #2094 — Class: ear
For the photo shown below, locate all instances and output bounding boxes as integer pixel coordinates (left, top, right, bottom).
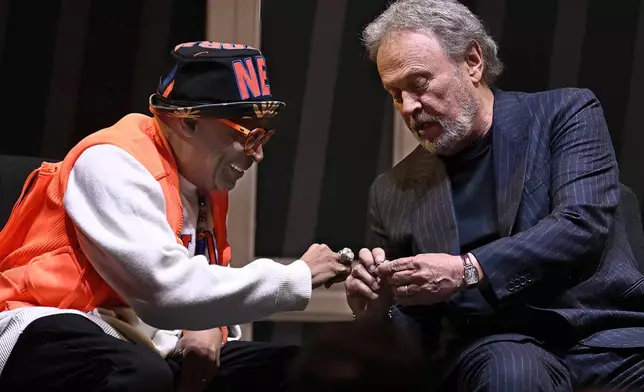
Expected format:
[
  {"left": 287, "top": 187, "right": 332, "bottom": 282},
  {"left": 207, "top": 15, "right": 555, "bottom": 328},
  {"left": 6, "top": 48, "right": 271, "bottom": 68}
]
[
  {"left": 182, "top": 118, "right": 197, "bottom": 131},
  {"left": 464, "top": 41, "right": 484, "bottom": 85},
  {"left": 175, "top": 118, "right": 197, "bottom": 139}
]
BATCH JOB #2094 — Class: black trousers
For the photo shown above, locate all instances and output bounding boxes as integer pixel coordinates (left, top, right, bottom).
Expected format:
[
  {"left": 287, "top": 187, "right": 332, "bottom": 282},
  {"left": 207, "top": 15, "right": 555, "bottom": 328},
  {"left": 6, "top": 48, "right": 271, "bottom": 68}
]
[{"left": 0, "top": 314, "right": 299, "bottom": 392}]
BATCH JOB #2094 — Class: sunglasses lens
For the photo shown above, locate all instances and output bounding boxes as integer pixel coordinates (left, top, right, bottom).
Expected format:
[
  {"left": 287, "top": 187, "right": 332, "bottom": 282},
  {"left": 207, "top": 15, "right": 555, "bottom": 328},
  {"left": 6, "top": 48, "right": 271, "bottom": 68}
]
[
  {"left": 244, "top": 129, "right": 275, "bottom": 151},
  {"left": 247, "top": 131, "right": 262, "bottom": 145}
]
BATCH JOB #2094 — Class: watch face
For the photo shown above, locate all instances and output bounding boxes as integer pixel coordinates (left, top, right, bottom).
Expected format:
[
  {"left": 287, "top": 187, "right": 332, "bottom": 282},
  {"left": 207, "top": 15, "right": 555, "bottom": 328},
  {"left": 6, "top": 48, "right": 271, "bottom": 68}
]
[{"left": 464, "top": 266, "right": 479, "bottom": 285}]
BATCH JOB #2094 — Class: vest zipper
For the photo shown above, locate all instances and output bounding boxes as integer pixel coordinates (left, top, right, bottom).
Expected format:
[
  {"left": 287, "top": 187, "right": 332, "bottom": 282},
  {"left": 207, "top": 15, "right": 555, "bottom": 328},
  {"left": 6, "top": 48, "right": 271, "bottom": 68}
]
[
  {"left": 0, "top": 165, "right": 53, "bottom": 241},
  {"left": 176, "top": 193, "right": 184, "bottom": 240},
  {"left": 15, "top": 169, "right": 40, "bottom": 208},
  {"left": 176, "top": 215, "right": 183, "bottom": 240}
]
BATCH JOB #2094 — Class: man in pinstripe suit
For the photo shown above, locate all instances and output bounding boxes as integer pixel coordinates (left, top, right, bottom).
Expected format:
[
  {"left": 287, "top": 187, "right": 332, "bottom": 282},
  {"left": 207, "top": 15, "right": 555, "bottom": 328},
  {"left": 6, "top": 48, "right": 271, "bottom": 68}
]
[{"left": 344, "top": 1, "right": 644, "bottom": 391}]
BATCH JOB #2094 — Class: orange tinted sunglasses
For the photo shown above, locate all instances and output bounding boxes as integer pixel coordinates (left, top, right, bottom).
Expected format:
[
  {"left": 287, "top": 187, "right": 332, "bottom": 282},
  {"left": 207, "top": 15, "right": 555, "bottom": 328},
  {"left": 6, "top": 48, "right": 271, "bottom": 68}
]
[{"left": 218, "top": 119, "right": 274, "bottom": 153}]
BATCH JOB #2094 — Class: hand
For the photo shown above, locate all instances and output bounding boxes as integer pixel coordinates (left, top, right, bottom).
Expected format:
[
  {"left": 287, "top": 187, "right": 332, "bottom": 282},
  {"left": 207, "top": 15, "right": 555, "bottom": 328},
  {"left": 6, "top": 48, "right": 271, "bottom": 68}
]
[
  {"left": 376, "top": 253, "right": 465, "bottom": 306},
  {"left": 300, "top": 243, "right": 351, "bottom": 289},
  {"left": 176, "top": 328, "right": 223, "bottom": 392},
  {"left": 345, "top": 248, "right": 393, "bottom": 319}
]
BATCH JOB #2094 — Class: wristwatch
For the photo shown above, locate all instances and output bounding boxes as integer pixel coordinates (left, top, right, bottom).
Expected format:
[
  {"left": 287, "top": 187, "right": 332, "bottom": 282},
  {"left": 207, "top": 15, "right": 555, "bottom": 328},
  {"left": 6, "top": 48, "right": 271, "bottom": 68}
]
[{"left": 461, "top": 253, "right": 480, "bottom": 288}]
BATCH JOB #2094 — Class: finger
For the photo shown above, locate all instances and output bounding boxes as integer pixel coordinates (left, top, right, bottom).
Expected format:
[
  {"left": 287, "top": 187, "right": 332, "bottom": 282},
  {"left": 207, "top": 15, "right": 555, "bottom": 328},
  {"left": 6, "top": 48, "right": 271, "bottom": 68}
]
[
  {"left": 376, "top": 257, "right": 414, "bottom": 277},
  {"left": 346, "top": 276, "right": 378, "bottom": 300},
  {"left": 351, "top": 264, "right": 380, "bottom": 291},
  {"left": 183, "top": 351, "right": 217, "bottom": 392},
  {"left": 329, "top": 247, "right": 341, "bottom": 261},
  {"left": 387, "top": 270, "right": 415, "bottom": 286},
  {"left": 325, "top": 272, "right": 348, "bottom": 288},
  {"left": 307, "top": 243, "right": 319, "bottom": 251},
  {"left": 325, "top": 266, "right": 350, "bottom": 288},
  {"left": 201, "top": 365, "right": 218, "bottom": 387},
  {"left": 193, "top": 364, "right": 216, "bottom": 392},
  {"left": 178, "top": 354, "right": 203, "bottom": 392},
  {"left": 358, "top": 248, "right": 376, "bottom": 274},
  {"left": 372, "top": 248, "right": 386, "bottom": 265},
  {"left": 391, "top": 283, "right": 420, "bottom": 297},
  {"left": 333, "top": 261, "right": 351, "bottom": 278},
  {"left": 346, "top": 292, "right": 367, "bottom": 317}
]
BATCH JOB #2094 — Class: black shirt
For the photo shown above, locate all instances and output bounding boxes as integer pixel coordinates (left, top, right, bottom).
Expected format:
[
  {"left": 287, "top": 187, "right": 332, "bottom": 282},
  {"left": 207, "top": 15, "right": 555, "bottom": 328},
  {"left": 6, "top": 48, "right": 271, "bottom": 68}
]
[{"left": 441, "top": 131, "right": 498, "bottom": 315}]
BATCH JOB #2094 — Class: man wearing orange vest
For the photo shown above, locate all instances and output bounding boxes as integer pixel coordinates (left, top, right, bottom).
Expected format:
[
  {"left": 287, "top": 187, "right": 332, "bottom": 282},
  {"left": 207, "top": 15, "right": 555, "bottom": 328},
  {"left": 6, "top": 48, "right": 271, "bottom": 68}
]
[{"left": 0, "top": 41, "right": 350, "bottom": 392}]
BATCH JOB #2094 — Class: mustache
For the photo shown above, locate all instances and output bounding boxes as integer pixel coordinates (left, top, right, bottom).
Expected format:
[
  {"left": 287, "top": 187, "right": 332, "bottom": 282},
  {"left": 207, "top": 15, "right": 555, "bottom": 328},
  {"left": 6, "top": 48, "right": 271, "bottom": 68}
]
[{"left": 410, "top": 114, "right": 443, "bottom": 131}]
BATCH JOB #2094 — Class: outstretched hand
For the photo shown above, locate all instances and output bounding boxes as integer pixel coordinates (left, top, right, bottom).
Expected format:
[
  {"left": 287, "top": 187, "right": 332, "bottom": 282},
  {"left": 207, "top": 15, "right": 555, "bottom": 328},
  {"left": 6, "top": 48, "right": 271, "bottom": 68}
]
[{"left": 300, "top": 243, "right": 351, "bottom": 289}]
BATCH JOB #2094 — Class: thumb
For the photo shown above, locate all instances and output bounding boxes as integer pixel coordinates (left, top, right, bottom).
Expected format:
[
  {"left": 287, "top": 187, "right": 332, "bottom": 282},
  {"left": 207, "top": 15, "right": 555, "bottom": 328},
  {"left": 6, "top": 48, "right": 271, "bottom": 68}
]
[
  {"left": 348, "top": 296, "right": 366, "bottom": 317},
  {"left": 324, "top": 272, "right": 348, "bottom": 288}
]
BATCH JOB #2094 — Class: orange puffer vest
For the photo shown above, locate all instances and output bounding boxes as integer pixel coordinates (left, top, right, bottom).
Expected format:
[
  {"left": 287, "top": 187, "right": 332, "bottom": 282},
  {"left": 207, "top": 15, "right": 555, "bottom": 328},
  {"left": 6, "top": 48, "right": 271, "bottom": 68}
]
[{"left": 0, "top": 114, "right": 231, "bottom": 315}]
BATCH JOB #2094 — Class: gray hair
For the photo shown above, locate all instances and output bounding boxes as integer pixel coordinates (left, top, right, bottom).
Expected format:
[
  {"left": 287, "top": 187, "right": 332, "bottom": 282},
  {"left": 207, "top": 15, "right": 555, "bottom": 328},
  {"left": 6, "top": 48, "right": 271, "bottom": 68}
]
[{"left": 363, "top": 0, "right": 503, "bottom": 85}]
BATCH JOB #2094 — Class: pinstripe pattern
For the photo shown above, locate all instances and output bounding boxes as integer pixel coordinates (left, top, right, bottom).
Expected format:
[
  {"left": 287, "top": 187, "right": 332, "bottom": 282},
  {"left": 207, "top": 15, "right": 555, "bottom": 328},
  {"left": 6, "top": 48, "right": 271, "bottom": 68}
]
[
  {"left": 447, "top": 339, "right": 572, "bottom": 391},
  {"left": 565, "top": 341, "right": 644, "bottom": 391},
  {"left": 444, "top": 336, "right": 644, "bottom": 391},
  {"left": 368, "top": 88, "right": 644, "bottom": 389}
]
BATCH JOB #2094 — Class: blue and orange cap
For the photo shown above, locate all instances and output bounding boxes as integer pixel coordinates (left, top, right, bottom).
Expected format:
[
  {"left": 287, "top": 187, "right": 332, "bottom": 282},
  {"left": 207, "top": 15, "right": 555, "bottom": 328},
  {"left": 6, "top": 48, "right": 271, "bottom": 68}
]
[{"left": 149, "top": 41, "right": 285, "bottom": 120}]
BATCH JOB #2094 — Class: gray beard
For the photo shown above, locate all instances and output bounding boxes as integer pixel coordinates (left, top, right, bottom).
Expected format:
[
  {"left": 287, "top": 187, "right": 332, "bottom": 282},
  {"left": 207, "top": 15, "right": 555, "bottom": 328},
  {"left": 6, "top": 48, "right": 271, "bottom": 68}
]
[{"left": 411, "top": 91, "right": 479, "bottom": 156}]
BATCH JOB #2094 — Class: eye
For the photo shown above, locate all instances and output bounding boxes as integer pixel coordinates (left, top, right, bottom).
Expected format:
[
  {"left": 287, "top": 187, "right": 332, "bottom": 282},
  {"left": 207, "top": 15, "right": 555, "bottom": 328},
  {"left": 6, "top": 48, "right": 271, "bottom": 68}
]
[
  {"left": 390, "top": 89, "right": 402, "bottom": 104},
  {"left": 412, "top": 77, "right": 429, "bottom": 92}
]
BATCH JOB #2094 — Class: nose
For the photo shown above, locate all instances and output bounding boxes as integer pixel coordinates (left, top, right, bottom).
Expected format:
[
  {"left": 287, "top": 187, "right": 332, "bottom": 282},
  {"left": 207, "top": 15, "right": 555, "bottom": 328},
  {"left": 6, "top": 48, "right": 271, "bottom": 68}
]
[
  {"left": 247, "top": 144, "right": 264, "bottom": 163},
  {"left": 400, "top": 91, "right": 421, "bottom": 118}
]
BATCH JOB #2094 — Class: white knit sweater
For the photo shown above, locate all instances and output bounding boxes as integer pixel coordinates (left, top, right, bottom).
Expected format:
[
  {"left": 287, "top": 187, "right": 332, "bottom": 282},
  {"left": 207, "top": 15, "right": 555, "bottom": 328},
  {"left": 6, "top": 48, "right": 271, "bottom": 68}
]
[{"left": 0, "top": 144, "right": 312, "bottom": 375}]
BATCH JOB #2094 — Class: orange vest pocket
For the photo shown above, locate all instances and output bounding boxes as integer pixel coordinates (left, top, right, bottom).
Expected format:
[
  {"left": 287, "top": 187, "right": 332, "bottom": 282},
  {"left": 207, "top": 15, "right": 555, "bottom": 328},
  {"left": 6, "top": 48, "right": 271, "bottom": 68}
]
[
  {"left": 0, "top": 270, "right": 27, "bottom": 307},
  {"left": 24, "top": 246, "right": 83, "bottom": 308}
]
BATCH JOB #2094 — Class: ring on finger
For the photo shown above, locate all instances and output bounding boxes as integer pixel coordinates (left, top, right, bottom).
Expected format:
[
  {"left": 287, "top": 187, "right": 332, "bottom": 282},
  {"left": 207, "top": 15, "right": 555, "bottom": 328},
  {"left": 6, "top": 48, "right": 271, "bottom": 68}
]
[{"left": 338, "top": 247, "right": 355, "bottom": 265}]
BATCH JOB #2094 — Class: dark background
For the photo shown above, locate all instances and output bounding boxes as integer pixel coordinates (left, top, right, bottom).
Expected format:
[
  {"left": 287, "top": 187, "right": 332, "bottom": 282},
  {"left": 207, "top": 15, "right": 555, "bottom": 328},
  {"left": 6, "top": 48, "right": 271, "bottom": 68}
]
[
  {"left": 0, "top": 0, "right": 206, "bottom": 159},
  {"left": 0, "top": 0, "right": 643, "bottom": 260}
]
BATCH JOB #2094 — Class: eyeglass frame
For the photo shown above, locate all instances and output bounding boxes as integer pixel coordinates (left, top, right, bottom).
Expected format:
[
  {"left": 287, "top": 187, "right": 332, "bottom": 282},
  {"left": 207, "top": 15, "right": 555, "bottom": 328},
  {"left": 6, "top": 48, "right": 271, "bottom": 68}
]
[{"left": 218, "top": 118, "right": 274, "bottom": 153}]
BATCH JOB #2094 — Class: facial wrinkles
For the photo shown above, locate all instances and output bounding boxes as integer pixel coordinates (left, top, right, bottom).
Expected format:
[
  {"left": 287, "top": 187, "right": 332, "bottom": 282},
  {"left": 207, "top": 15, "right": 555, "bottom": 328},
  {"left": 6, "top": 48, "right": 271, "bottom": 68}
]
[
  {"left": 380, "top": 41, "right": 428, "bottom": 89},
  {"left": 409, "top": 70, "right": 453, "bottom": 128},
  {"left": 187, "top": 123, "right": 225, "bottom": 189},
  {"left": 413, "top": 76, "right": 478, "bottom": 155},
  {"left": 213, "top": 135, "right": 254, "bottom": 191},
  {"left": 378, "top": 31, "right": 478, "bottom": 155}
]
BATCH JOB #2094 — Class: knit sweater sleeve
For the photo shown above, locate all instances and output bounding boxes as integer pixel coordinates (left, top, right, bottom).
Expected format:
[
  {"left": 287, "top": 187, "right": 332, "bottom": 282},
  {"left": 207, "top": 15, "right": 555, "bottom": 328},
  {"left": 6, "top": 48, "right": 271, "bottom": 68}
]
[{"left": 63, "top": 144, "right": 311, "bottom": 330}]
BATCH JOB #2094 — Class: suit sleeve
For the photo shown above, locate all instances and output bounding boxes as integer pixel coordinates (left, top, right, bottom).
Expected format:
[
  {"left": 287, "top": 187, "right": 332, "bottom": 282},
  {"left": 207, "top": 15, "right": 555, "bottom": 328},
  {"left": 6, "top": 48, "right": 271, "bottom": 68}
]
[
  {"left": 366, "top": 177, "right": 406, "bottom": 260},
  {"left": 472, "top": 89, "right": 620, "bottom": 304},
  {"left": 367, "top": 175, "right": 445, "bottom": 344}
]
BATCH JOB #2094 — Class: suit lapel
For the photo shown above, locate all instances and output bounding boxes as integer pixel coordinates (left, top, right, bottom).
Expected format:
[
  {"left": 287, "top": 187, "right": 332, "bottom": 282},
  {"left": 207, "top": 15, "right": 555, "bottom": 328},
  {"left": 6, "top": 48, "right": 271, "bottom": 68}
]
[
  {"left": 398, "top": 88, "right": 530, "bottom": 252},
  {"left": 402, "top": 147, "right": 460, "bottom": 254},
  {"left": 491, "top": 89, "right": 530, "bottom": 237}
]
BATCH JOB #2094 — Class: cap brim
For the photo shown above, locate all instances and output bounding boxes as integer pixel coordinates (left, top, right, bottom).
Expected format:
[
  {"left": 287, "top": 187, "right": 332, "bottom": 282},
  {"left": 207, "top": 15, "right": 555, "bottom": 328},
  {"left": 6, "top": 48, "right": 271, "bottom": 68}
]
[{"left": 149, "top": 94, "right": 285, "bottom": 120}]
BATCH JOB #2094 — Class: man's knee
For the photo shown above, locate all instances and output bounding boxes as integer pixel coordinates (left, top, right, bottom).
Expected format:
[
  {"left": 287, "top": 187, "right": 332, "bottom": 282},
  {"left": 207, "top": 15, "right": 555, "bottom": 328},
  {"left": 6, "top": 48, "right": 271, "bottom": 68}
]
[{"left": 449, "top": 341, "right": 571, "bottom": 392}]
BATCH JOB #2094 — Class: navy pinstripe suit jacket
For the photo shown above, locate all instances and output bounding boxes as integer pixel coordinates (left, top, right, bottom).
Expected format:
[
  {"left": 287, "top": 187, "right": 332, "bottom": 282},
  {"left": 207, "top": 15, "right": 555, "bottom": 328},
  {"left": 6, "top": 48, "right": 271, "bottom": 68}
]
[{"left": 368, "top": 88, "right": 644, "bottom": 351}]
